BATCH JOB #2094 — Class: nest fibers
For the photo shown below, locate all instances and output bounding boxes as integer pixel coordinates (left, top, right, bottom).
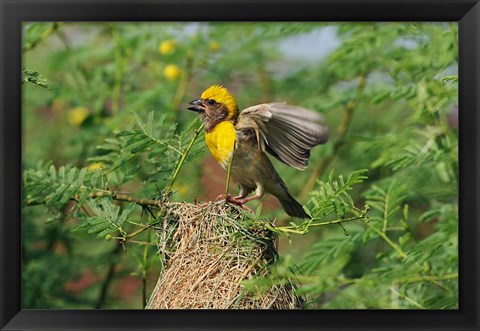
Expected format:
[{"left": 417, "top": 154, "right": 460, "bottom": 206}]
[{"left": 146, "top": 201, "right": 304, "bottom": 309}]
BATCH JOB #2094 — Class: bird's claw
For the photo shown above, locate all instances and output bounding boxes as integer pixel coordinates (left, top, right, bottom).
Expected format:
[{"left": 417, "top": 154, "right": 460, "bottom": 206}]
[
  {"left": 215, "top": 193, "right": 232, "bottom": 201},
  {"left": 214, "top": 194, "right": 254, "bottom": 213}
]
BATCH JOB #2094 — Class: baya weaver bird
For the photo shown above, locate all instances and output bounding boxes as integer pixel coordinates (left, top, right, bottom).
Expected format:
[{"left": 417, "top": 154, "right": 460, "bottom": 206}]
[{"left": 188, "top": 85, "right": 328, "bottom": 219}]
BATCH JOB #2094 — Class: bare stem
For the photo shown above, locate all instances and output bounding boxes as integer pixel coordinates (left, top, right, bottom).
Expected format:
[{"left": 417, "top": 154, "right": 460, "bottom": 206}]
[
  {"left": 125, "top": 223, "right": 157, "bottom": 240},
  {"left": 72, "top": 191, "right": 161, "bottom": 208},
  {"left": 400, "top": 272, "right": 458, "bottom": 284},
  {"left": 225, "top": 142, "right": 235, "bottom": 197},
  {"left": 164, "top": 123, "right": 205, "bottom": 195},
  {"left": 361, "top": 218, "right": 407, "bottom": 259},
  {"left": 23, "top": 22, "right": 63, "bottom": 52},
  {"left": 141, "top": 230, "right": 151, "bottom": 308},
  {"left": 267, "top": 206, "right": 369, "bottom": 236},
  {"left": 390, "top": 287, "right": 425, "bottom": 309}
]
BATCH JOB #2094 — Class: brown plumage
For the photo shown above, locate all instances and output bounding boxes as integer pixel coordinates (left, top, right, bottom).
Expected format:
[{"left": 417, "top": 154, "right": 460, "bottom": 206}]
[{"left": 188, "top": 85, "right": 328, "bottom": 219}]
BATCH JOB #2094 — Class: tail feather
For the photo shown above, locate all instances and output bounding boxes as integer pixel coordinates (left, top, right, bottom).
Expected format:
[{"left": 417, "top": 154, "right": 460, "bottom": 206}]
[{"left": 278, "top": 193, "right": 310, "bottom": 219}]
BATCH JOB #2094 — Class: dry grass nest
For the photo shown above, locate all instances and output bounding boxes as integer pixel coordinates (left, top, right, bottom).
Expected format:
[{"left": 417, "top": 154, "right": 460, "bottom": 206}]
[{"left": 146, "top": 201, "right": 304, "bottom": 309}]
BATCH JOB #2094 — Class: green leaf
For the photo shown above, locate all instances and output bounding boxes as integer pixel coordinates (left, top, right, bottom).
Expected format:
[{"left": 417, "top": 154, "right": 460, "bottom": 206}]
[{"left": 22, "top": 68, "right": 49, "bottom": 88}]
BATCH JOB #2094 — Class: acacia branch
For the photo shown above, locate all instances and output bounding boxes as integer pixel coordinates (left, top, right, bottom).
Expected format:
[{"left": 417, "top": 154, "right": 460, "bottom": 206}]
[
  {"left": 267, "top": 206, "right": 369, "bottom": 237},
  {"left": 73, "top": 191, "right": 162, "bottom": 207},
  {"left": 400, "top": 272, "right": 458, "bottom": 284}
]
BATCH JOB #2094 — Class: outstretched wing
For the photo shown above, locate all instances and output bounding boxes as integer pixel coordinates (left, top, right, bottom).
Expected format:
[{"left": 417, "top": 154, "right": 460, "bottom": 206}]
[{"left": 236, "top": 103, "right": 328, "bottom": 170}]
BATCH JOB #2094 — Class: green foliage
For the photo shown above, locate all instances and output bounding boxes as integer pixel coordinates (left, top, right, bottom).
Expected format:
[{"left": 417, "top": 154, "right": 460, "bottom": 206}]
[
  {"left": 22, "top": 22, "right": 457, "bottom": 309},
  {"left": 22, "top": 68, "right": 49, "bottom": 88},
  {"left": 22, "top": 109, "right": 203, "bottom": 308},
  {"left": 88, "top": 111, "right": 203, "bottom": 190},
  {"left": 311, "top": 170, "right": 368, "bottom": 219},
  {"left": 268, "top": 170, "right": 368, "bottom": 237},
  {"left": 71, "top": 198, "right": 134, "bottom": 238},
  {"left": 246, "top": 22, "right": 458, "bottom": 309},
  {"left": 365, "top": 181, "right": 407, "bottom": 232},
  {"left": 262, "top": 164, "right": 457, "bottom": 308},
  {"left": 24, "top": 162, "right": 99, "bottom": 208}
]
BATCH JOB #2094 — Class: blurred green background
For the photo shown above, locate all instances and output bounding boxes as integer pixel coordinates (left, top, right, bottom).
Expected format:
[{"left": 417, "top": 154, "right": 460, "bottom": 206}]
[{"left": 22, "top": 22, "right": 458, "bottom": 309}]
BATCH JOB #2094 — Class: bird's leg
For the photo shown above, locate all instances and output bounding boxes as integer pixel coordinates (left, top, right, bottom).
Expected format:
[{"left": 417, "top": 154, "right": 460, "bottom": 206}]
[
  {"left": 226, "top": 196, "right": 253, "bottom": 211},
  {"left": 232, "top": 186, "right": 249, "bottom": 200},
  {"left": 213, "top": 186, "right": 254, "bottom": 213},
  {"left": 232, "top": 184, "right": 264, "bottom": 212},
  {"left": 210, "top": 193, "right": 252, "bottom": 213},
  {"left": 199, "top": 195, "right": 234, "bottom": 208},
  {"left": 215, "top": 193, "right": 232, "bottom": 200},
  {"left": 216, "top": 185, "right": 248, "bottom": 202},
  {"left": 235, "top": 194, "right": 262, "bottom": 204}
]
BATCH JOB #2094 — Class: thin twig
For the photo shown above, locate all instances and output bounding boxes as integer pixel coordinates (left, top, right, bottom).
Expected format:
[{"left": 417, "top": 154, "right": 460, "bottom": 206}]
[
  {"left": 164, "top": 123, "right": 205, "bottom": 195},
  {"left": 72, "top": 191, "right": 161, "bottom": 207},
  {"left": 23, "top": 22, "right": 63, "bottom": 52},
  {"left": 360, "top": 212, "right": 453, "bottom": 288},
  {"left": 267, "top": 206, "right": 369, "bottom": 236},
  {"left": 225, "top": 142, "right": 235, "bottom": 197},
  {"left": 400, "top": 272, "right": 458, "bottom": 284},
  {"left": 125, "top": 223, "right": 157, "bottom": 240},
  {"left": 361, "top": 218, "right": 407, "bottom": 259},
  {"left": 141, "top": 230, "right": 151, "bottom": 308},
  {"left": 390, "top": 287, "right": 425, "bottom": 309}
]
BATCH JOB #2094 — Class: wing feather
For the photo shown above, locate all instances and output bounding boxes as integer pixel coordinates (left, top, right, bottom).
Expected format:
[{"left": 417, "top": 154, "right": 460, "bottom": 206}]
[{"left": 236, "top": 103, "right": 328, "bottom": 170}]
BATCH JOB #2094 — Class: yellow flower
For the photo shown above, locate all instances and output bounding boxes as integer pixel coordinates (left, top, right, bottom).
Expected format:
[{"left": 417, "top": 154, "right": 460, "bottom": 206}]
[
  {"left": 158, "top": 40, "right": 176, "bottom": 55},
  {"left": 87, "top": 162, "right": 104, "bottom": 171},
  {"left": 68, "top": 107, "right": 89, "bottom": 126},
  {"left": 209, "top": 41, "right": 220, "bottom": 52},
  {"left": 163, "top": 64, "right": 181, "bottom": 81}
]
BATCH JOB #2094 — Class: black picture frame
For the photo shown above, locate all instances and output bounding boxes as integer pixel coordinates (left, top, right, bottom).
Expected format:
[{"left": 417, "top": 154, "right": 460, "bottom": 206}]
[{"left": 1, "top": 0, "right": 479, "bottom": 330}]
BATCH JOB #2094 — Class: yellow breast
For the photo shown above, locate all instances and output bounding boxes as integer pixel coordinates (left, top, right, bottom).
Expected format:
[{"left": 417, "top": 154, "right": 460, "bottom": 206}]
[{"left": 205, "top": 121, "right": 236, "bottom": 170}]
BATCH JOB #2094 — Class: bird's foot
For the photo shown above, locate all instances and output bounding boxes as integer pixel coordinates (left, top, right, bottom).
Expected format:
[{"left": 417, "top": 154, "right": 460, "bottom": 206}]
[
  {"left": 196, "top": 195, "right": 244, "bottom": 209},
  {"left": 215, "top": 194, "right": 254, "bottom": 213},
  {"left": 198, "top": 201, "right": 211, "bottom": 208},
  {"left": 215, "top": 193, "right": 232, "bottom": 201}
]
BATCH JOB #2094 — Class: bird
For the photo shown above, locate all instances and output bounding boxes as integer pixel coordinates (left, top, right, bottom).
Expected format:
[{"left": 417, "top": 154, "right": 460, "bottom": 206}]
[{"left": 187, "top": 85, "right": 328, "bottom": 219}]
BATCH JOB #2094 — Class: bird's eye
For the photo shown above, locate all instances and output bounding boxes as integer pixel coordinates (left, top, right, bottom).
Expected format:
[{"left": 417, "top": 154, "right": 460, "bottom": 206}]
[{"left": 208, "top": 99, "right": 216, "bottom": 105}]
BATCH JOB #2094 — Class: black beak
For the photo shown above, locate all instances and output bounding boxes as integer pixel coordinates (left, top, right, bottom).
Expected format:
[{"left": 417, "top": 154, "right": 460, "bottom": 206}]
[{"left": 187, "top": 99, "right": 205, "bottom": 113}]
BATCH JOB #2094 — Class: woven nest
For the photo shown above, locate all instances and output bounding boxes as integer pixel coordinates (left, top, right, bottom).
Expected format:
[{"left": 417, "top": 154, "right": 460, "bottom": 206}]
[{"left": 146, "top": 201, "right": 303, "bottom": 309}]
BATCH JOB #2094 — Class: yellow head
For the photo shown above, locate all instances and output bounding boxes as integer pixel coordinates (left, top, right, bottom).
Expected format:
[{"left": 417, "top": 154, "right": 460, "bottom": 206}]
[
  {"left": 187, "top": 85, "right": 239, "bottom": 131},
  {"left": 200, "top": 85, "right": 239, "bottom": 119}
]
